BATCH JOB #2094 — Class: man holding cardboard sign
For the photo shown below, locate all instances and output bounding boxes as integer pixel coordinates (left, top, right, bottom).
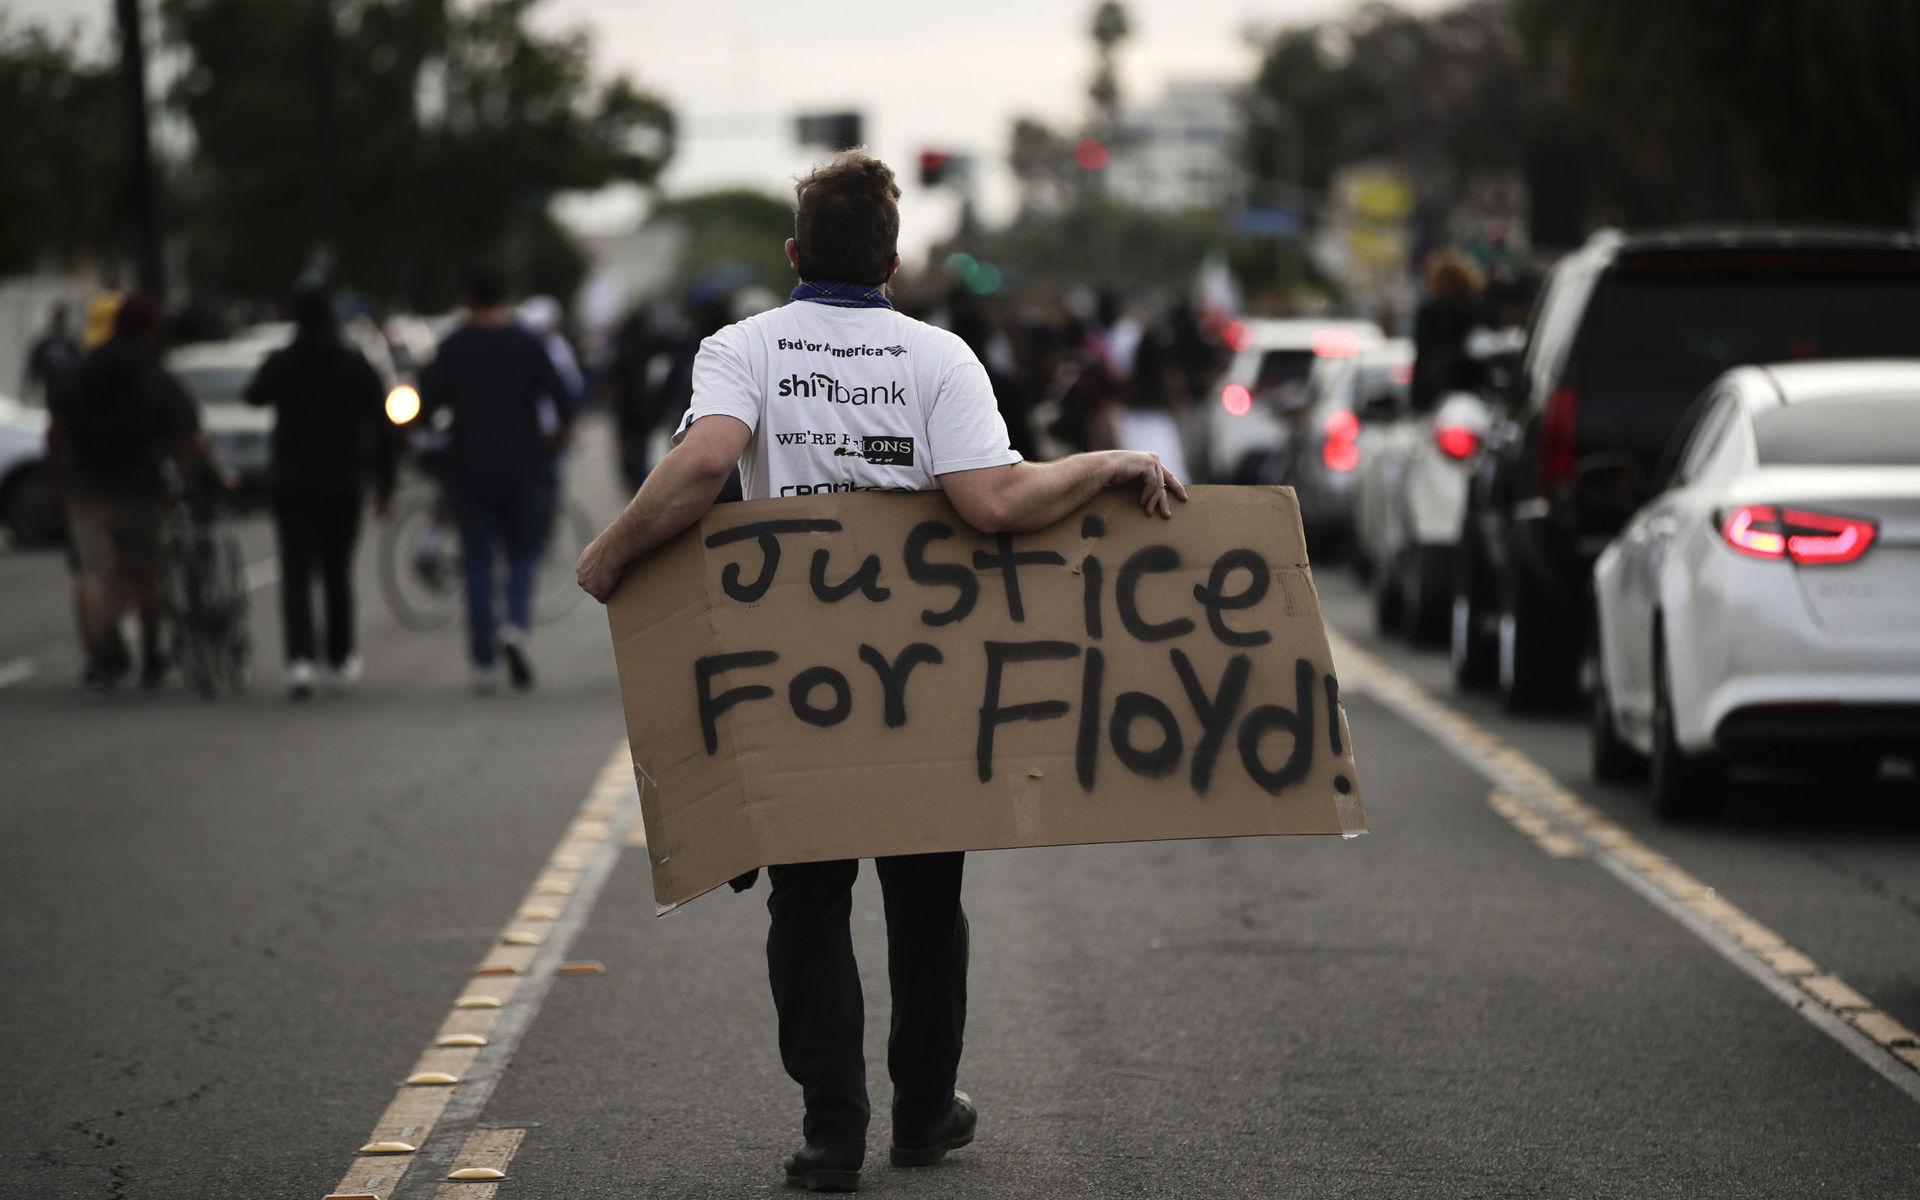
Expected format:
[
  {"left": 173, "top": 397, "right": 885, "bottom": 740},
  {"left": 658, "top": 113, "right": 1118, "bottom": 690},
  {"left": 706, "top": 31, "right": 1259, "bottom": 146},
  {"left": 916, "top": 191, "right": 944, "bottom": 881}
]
[{"left": 576, "top": 151, "right": 1187, "bottom": 1193}]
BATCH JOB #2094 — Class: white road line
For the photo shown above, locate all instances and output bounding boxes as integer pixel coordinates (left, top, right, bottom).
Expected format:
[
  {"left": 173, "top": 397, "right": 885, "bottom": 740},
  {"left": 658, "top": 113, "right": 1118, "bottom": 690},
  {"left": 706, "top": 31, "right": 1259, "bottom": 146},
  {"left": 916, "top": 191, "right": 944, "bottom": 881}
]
[
  {"left": 1329, "top": 629, "right": 1920, "bottom": 1107},
  {"left": 0, "top": 656, "right": 35, "bottom": 689},
  {"left": 386, "top": 761, "right": 638, "bottom": 1200}
]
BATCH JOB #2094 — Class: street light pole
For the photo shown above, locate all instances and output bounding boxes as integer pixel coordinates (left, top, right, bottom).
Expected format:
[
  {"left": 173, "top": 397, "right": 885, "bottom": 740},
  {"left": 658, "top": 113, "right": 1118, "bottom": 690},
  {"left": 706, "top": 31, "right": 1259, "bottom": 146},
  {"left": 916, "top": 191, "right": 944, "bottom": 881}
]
[{"left": 115, "top": 0, "right": 165, "bottom": 297}]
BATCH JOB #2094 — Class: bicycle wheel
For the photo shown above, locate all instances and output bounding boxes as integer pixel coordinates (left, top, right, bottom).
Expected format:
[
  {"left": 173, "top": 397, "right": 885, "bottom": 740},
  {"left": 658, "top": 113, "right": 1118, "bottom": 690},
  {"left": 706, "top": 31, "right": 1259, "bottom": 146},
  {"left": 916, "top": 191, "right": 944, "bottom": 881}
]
[
  {"left": 379, "top": 487, "right": 463, "bottom": 631},
  {"left": 533, "top": 495, "right": 595, "bottom": 625}
]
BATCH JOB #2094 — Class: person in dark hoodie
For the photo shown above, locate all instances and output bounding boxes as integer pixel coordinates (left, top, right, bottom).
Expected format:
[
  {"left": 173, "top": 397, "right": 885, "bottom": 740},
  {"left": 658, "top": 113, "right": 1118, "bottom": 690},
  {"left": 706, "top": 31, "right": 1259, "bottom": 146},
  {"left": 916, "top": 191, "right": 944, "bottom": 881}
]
[
  {"left": 418, "top": 265, "right": 576, "bottom": 692},
  {"left": 244, "top": 285, "right": 397, "bottom": 699}
]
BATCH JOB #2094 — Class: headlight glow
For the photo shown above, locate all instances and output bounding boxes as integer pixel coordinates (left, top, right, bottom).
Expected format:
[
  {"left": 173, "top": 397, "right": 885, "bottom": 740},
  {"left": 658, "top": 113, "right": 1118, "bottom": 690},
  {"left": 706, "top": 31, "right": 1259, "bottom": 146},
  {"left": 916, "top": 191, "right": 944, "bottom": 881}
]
[{"left": 385, "top": 384, "right": 421, "bottom": 426}]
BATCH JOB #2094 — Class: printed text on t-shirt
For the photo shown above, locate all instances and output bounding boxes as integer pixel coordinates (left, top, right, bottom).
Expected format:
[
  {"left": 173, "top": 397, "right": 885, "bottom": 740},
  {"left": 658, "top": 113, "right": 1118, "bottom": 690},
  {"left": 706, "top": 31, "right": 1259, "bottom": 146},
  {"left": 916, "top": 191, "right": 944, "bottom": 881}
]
[
  {"left": 777, "top": 371, "right": 906, "bottom": 406},
  {"left": 779, "top": 338, "right": 907, "bottom": 358}
]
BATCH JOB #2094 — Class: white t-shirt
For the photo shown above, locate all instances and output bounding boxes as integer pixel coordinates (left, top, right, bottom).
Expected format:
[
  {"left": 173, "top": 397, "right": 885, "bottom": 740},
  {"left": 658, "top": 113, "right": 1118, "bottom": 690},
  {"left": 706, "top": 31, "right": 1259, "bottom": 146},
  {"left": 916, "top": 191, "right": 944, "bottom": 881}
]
[{"left": 672, "top": 300, "right": 1022, "bottom": 500}]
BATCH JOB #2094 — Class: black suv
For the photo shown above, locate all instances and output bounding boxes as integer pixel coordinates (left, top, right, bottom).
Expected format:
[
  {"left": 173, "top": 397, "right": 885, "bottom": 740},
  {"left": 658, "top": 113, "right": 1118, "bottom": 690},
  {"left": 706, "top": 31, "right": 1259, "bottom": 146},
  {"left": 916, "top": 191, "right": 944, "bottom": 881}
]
[{"left": 1452, "top": 228, "right": 1920, "bottom": 708}]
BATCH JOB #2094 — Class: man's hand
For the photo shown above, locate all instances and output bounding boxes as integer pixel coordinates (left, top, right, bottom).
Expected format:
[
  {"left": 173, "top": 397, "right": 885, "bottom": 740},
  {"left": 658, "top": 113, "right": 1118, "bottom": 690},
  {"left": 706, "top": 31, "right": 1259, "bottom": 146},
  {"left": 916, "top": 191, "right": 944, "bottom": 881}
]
[
  {"left": 575, "top": 530, "right": 627, "bottom": 603},
  {"left": 1109, "top": 450, "right": 1189, "bottom": 519},
  {"left": 940, "top": 448, "right": 1191, "bottom": 535}
]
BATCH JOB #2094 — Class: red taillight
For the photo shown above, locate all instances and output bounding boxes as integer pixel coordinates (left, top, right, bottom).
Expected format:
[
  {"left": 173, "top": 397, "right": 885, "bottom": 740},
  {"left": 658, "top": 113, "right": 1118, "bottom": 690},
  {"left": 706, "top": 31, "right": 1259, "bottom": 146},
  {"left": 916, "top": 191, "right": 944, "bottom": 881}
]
[
  {"left": 1221, "top": 384, "right": 1252, "bottom": 416},
  {"left": 1322, "top": 409, "right": 1360, "bottom": 472},
  {"left": 1719, "top": 505, "right": 1876, "bottom": 565},
  {"left": 1538, "top": 385, "right": 1577, "bottom": 490},
  {"left": 1222, "top": 320, "right": 1251, "bottom": 352},
  {"left": 1434, "top": 424, "right": 1478, "bottom": 459}
]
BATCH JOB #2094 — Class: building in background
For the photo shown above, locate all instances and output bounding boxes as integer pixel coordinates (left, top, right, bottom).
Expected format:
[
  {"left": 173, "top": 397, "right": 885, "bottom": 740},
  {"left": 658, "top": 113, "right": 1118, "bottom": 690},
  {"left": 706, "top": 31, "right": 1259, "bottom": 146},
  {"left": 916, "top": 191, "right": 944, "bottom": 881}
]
[{"left": 1106, "top": 80, "right": 1245, "bottom": 214}]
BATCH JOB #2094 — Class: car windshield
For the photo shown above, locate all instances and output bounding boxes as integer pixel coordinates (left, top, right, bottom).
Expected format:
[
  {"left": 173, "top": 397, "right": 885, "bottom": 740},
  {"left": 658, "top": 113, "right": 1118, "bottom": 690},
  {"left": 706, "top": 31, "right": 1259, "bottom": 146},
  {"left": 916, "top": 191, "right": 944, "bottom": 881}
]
[
  {"left": 1755, "top": 395, "right": 1920, "bottom": 466},
  {"left": 173, "top": 366, "right": 254, "bottom": 406},
  {"left": 1353, "top": 362, "right": 1410, "bottom": 406},
  {"left": 1570, "top": 271, "right": 1920, "bottom": 393},
  {"left": 1254, "top": 349, "right": 1315, "bottom": 390}
]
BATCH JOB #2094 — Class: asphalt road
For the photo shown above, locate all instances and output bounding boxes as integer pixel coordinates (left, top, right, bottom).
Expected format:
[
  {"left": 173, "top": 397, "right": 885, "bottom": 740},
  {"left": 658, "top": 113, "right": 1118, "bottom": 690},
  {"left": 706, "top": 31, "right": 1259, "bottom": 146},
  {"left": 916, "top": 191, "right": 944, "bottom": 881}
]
[{"left": 3, "top": 426, "right": 1917, "bottom": 1198}]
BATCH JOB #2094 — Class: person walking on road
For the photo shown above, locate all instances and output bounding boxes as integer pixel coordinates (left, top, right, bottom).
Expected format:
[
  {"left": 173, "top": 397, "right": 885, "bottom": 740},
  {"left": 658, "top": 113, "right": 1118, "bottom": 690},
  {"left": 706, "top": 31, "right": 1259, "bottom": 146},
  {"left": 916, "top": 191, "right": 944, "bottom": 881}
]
[
  {"left": 23, "top": 302, "right": 82, "bottom": 405},
  {"left": 49, "top": 293, "right": 227, "bottom": 692},
  {"left": 573, "top": 151, "right": 1186, "bottom": 1193},
  {"left": 419, "top": 267, "right": 575, "bottom": 693},
  {"left": 243, "top": 286, "right": 397, "bottom": 699}
]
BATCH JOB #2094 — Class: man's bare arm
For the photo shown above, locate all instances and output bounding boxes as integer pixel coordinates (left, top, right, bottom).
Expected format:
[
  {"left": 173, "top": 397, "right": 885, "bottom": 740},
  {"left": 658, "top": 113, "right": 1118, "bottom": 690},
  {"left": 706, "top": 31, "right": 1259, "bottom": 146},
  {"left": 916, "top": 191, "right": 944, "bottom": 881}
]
[
  {"left": 576, "top": 414, "right": 751, "bottom": 602},
  {"left": 939, "top": 450, "right": 1187, "bottom": 535}
]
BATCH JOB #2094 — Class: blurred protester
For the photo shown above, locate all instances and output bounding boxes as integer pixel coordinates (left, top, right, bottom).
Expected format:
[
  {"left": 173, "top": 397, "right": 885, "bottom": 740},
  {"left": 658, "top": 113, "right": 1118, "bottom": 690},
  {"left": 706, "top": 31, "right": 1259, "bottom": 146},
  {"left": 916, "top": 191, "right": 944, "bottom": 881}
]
[
  {"left": 243, "top": 286, "right": 398, "bottom": 699},
  {"left": 1411, "top": 250, "right": 1485, "bottom": 412},
  {"left": 23, "top": 303, "right": 82, "bottom": 405},
  {"left": 518, "top": 295, "right": 587, "bottom": 432},
  {"left": 947, "top": 290, "right": 1039, "bottom": 462},
  {"left": 419, "top": 266, "right": 576, "bottom": 693},
  {"left": 1113, "top": 324, "right": 1192, "bottom": 483},
  {"left": 50, "top": 294, "right": 227, "bottom": 693},
  {"left": 606, "top": 305, "right": 677, "bottom": 491}
]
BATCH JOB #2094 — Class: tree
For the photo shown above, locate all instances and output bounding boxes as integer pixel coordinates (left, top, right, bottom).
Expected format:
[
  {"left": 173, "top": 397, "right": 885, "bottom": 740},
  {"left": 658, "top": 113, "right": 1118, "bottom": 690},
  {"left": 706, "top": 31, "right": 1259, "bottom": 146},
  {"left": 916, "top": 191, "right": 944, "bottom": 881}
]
[
  {"left": 650, "top": 189, "right": 796, "bottom": 296},
  {"left": 163, "top": 0, "right": 675, "bottom": 304},
  {"left": 1244, "top": 2, "right": 1527, "bottom": 211},
  {"left": 0, "top": 20, "right": 124, "bottom": 275},
  {"left": 1515, "top": 0, "right": 1920, "bottom": 227},
  {"left": 1088, "top": 1, "right": 1131, "bottom": 132}
]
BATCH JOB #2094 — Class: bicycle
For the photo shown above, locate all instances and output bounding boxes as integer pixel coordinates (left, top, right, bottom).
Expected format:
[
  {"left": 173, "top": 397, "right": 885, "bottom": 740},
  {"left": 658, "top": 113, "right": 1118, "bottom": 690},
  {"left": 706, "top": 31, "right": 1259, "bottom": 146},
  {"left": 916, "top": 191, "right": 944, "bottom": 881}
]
[
  {"left": 377, "top": 477, "right": 596, "bottom": 632},
  {"left": 165, "top": 493, "right": 253, "bottom": 697}
]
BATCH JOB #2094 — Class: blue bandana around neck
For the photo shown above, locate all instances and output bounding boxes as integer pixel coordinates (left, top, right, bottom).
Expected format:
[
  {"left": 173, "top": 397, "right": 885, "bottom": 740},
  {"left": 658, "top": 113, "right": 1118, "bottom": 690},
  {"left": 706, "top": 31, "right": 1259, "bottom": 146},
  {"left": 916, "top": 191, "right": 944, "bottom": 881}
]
[{"left": 791, "top": 280, "right": 893, "bottom": 309}]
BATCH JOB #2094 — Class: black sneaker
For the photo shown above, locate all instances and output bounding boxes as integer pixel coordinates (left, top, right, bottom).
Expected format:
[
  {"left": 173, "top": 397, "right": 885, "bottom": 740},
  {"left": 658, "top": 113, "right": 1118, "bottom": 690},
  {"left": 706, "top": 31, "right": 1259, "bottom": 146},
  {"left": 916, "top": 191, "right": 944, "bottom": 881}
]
[
  {"left": 890, "top": 1092, "right": 975, "bottom": 1168},
  {"left": 783, "top": 1141, "right": 863, "bottom": 1193}
]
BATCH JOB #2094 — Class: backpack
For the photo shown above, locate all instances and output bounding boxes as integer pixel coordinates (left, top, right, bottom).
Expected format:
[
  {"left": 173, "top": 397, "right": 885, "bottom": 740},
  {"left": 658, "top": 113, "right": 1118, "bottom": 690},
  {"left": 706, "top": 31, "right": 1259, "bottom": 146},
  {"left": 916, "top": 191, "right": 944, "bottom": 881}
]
[{"left": 66, "top": 346, "right": 159, "bottom": 475}]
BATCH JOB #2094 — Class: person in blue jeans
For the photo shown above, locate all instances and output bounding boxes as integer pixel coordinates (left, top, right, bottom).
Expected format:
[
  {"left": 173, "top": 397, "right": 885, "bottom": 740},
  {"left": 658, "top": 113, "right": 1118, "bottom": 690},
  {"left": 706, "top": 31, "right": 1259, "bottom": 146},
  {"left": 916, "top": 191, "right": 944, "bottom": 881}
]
[{"left": 419, "top": 266, "right": 575, "bottom": 692}]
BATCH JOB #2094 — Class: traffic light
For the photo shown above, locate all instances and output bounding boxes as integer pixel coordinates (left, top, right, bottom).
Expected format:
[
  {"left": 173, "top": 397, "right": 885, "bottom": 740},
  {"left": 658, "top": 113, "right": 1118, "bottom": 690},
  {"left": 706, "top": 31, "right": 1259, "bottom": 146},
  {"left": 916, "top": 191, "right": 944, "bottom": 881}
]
[
  {"left": 1073, "top": 137, "right": 1109, "bottom": 171},
  {"left": 919, "top": 148, "right": 950, "bottom": 187},
  {"left": 795, "top": 111, "right": 863, "bottom": 151}
]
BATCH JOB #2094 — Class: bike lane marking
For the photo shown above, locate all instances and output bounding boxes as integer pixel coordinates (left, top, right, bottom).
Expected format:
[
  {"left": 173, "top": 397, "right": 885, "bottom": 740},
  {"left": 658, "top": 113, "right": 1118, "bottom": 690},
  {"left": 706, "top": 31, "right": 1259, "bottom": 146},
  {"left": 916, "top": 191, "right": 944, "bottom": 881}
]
[
  {"left": 1328, "top": 629, "right": 1920, "bottom": 1100},
  {"left": 323, "top": 743, "right": 640, "bottom": 1200}
]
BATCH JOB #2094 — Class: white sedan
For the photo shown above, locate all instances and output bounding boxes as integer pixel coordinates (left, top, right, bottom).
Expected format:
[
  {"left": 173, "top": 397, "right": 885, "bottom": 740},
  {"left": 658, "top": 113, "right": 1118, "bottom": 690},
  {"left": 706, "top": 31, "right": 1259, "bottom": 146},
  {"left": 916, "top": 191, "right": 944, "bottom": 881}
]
[{"left": 1591, "top": 360, "right": 1920, "bottom": 818}]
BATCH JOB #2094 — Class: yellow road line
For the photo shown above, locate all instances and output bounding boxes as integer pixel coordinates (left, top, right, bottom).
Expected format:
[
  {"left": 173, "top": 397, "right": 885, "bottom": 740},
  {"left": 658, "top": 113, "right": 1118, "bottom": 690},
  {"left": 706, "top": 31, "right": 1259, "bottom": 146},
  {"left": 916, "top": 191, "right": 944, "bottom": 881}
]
[
  {"left": 1329, "top": 629, "right": 1920, "bottom": 1095},
  {"left": 323, "top": 744, "right": 638, "bottom": 1200}
]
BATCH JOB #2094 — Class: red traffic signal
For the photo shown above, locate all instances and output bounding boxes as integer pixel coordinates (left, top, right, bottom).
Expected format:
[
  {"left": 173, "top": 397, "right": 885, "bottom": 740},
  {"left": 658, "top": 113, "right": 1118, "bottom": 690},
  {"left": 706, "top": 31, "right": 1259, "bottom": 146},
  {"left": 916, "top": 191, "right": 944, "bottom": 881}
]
[
  {"left": 919, "top": 148, "right": 950, "bottom": 187},
  {"left": 1073, "top": 137, "right": 1108, "bottom": 171}
]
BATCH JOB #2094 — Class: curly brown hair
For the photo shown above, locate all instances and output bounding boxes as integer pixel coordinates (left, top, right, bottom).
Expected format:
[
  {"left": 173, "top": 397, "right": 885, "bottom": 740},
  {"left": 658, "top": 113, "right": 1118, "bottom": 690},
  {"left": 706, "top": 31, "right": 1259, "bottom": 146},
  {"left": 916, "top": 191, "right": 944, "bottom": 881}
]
[{"left": 793, "top": 152, "right": 901, "bottom": 285}]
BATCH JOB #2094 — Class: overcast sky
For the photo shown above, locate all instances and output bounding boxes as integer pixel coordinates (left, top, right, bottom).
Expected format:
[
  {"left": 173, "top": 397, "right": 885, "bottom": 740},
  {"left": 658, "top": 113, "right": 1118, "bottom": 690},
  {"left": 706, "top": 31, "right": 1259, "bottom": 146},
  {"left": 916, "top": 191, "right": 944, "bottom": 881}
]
[{"left": 13, "top": 0, "right": 1454, "bottom": 255}]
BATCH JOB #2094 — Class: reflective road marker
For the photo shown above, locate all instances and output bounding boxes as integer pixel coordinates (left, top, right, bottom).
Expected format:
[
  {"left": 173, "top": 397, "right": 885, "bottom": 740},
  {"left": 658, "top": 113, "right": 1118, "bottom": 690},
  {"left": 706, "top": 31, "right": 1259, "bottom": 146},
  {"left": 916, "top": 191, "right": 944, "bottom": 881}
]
[
  {"left": 1328, "top": 629, "right": 1920, "bottom": 1103},
  {"left": 323, "top": 744, "right": 639, "bottom": 1199}
]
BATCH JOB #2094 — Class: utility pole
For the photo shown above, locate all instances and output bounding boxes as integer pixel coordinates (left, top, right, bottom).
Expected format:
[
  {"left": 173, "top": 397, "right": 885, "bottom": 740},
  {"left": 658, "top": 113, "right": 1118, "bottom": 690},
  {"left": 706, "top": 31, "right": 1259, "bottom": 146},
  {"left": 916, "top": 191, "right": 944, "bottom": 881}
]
[{"left": 115, "top": 0, "right": 165, "bottom": 297}]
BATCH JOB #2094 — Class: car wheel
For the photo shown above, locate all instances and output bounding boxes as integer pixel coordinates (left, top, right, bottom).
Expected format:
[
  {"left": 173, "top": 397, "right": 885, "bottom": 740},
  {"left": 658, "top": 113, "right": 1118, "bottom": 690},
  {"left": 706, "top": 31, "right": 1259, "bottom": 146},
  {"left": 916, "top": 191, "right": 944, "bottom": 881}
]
[
  {"left": 1403, "top": 545, "right": 1452, "bottom": 645},
  {"left": 1371, "top": 551, "right": 1405, "bottom": 634},
  {"left": 1451, "top": 546, "right": 1497, "bottom": 690},
  {"left": 1497, "top": 564, "right": 1580, "bottom": 712},
  {"left": 2, "top": 465, "right": 62, "bottom": 546},
  {"left": 1649, "top": 639, "right": 1723, "bottom": 820},
  {"left": 1589, "top": 627, "right": 1645, "bottom": 783}
]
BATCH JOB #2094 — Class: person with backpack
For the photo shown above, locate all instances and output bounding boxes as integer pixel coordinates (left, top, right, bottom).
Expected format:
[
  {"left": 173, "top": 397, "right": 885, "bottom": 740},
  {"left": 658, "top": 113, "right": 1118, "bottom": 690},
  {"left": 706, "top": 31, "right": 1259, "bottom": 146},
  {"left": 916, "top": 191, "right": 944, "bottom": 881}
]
[
  {"left": 243, "top": 286, "right": 398, "bottom": 699},
  {"left": 50, "top": 293, "right": 228, "bottom": 692}
]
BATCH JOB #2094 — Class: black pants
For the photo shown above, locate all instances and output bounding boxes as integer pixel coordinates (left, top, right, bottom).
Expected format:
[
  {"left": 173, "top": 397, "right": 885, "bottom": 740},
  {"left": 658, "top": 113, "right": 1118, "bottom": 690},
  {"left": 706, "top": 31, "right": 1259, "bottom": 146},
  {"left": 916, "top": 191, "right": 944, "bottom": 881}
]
[
  {"left": 766, "top": 852, "right": 969, "bottom": 1148},
  {"left": 272, "top": 491, "right": 361, "bottom": 666}
]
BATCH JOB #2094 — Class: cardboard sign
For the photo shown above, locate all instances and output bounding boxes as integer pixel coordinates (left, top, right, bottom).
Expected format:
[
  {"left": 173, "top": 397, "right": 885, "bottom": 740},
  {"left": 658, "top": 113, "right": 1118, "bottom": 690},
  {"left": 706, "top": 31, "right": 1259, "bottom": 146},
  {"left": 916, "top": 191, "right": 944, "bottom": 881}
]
[{"left": 606, "top": 485, "right": 1366, "bottom": 912}]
